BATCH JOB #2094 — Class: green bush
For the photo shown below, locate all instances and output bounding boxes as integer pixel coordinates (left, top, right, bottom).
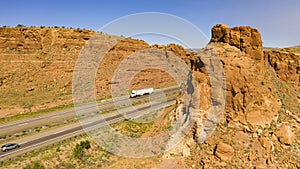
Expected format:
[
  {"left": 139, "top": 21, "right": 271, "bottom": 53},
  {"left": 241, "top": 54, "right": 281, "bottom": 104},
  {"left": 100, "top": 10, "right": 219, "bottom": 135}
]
[
  {"left": 16, "top": 24, "right": 25, "bottom": 27},
  {"left": 56, "top": 146, "right": 61, "bottom": 152},
  {"left": 73, "top": 143, "right": 84, "bottom": 159},
  {"left": 80, "top": 140, "right": 91, "bottom": 150},
  {"left": 73, "top": 140, "right": 91, "bottom": 159}
]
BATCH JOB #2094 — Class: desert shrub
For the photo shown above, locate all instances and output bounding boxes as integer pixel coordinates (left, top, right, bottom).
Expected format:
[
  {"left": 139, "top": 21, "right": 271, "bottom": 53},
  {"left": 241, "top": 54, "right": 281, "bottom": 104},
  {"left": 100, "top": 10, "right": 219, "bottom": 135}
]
[
  {"left": 16, "top": 24, "right": 25, "bottom": 27},
  {"left": 23, "top": 161, "right": 45, "bottom": 169},
  {"left": 73, "top": 140, "right": 91, "bottom": 159},
  {"left": 73, "top": 143, "right": 84, "bottom": 159},
  {"left": 80, "top": 140, "right": 91, "bottom": 150},
  {"left": 56, "top": 146, "right": 61, "bottom": 152}
]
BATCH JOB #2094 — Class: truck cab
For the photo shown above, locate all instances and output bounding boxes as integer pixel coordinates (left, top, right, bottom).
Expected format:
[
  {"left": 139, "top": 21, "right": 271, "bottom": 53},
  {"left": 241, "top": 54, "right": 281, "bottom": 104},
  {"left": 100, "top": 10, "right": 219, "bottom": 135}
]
[{"left": 130, "top": 90, "right": 137, "bottom": 98}]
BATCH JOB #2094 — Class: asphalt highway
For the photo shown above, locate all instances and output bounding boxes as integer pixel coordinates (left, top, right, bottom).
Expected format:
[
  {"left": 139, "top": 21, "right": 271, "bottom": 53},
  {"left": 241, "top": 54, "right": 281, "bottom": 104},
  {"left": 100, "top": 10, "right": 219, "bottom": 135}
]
[
  {"left": 0, "top": 86, "right": 179, "bottom": 136},
  {"left": 0, "top": 86, "right": 179, "bottom": 161}
]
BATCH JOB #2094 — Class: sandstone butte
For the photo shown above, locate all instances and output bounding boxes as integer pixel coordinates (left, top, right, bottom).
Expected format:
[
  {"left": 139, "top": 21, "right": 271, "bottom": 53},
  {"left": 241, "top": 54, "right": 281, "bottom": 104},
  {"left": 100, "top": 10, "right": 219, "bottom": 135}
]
[{"left": 0, "top": 24, "right": 299, "bottom": 168}]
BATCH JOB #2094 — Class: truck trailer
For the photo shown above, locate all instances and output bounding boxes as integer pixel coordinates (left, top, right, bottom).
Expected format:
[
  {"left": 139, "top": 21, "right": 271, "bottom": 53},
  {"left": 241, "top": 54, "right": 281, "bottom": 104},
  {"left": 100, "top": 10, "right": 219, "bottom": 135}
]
[{"left": 130, "top": 88, "right": 154, "bottom": 98}]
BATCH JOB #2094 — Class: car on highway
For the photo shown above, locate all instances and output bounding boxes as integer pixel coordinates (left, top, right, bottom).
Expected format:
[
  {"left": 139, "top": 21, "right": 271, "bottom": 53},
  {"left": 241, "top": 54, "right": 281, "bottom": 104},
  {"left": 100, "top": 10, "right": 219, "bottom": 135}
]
[{"left": 1, "top": 143, "right": 20, "bottom": 152}]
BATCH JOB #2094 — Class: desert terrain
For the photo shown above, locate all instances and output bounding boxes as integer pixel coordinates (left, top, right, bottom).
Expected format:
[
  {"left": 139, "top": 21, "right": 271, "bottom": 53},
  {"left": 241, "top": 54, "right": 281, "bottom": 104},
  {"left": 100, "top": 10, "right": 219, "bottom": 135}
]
[{"left": 0, "top": 24, "right": 299, "bottom": 168}]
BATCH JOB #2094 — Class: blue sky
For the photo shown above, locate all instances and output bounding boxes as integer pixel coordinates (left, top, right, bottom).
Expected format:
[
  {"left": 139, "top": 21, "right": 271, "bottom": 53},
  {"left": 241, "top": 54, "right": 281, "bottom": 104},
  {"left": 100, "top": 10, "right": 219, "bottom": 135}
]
[{"left": 1, "top": 0, "right": 299, "bottom": 48}]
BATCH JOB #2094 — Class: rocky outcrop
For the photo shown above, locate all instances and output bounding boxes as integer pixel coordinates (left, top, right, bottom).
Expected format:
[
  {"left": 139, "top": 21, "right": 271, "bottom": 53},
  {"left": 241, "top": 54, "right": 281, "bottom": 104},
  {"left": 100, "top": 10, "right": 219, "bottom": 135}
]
[
  {"left": 210, "top": 24, "right": 263, "bottom": 60},
  {"left": 0, "top": 27, "right": 93, "bottom": 54},
  {"left": 182, "top": 24, "right": 299, "bottom": 168},
  {"left": 191, "top": 41, "right": 281, "bottom": 133},
  {"left": 219, "top": 43, "right": 281, "bottom": 128},
  {"left": 264, "top": 50, "right": 299, "bottom": 89},
  {"left": 152, "top": 43, "right": 192, "bottom": 62}
]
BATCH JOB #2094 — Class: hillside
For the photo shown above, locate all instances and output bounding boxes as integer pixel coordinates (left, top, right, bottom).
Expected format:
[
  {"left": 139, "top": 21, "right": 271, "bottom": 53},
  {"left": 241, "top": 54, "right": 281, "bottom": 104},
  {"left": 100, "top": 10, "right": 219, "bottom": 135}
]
[{"left": 0, "top": 27, "right": 183, "bottom": 117}]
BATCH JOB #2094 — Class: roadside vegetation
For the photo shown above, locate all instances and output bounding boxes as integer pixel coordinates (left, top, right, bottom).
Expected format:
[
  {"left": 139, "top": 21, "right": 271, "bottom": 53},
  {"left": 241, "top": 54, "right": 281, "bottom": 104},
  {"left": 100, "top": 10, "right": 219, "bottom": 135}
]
[
  {"left": 0, "top": 103, "right": 74, "bottom": 124},
  {"left": 112, "top": 105, "right": 175, "bottom": 138},
  {"left": 0, "top": 133, "right": 163, "bottom": 169}
]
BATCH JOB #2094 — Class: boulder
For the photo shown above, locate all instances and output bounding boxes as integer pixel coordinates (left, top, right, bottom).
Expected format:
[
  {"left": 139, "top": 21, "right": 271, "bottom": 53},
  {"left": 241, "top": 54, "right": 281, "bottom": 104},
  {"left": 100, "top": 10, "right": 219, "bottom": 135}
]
[
  {"left": 276, "top": 124, "right": 295, "bottom": 145},
  {"left": 215, "top": 142, "right": 234, "bottom": 161}
]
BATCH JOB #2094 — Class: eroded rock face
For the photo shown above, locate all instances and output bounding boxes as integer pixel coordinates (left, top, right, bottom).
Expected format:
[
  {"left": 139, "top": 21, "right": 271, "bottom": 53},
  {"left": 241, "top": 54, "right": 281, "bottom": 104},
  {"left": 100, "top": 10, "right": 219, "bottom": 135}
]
[
  {"left": 184, "top": 24, "right": 299, "bottom": 168},
  {"left": 193, "top": 43, "right": 281, "bottom": 129},
  {"left": 264, "top": 50, "right": 299, "bottom": 89},
  {"left": 210, "top": 24, "right": 263, "bottom": 61},
  {"left": 0, "top": 27, "right": 92, "bottom": 53},
  {"left": 186, "top": 42, "right": 297, "bottom": 167}
]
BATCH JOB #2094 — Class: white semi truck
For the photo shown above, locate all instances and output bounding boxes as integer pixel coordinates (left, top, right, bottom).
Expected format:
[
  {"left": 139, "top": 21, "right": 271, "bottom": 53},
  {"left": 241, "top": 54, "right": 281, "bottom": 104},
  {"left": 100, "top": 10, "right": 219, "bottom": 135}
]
[{"left": 130, "top": 88, "right": 154, "bottom": 98}]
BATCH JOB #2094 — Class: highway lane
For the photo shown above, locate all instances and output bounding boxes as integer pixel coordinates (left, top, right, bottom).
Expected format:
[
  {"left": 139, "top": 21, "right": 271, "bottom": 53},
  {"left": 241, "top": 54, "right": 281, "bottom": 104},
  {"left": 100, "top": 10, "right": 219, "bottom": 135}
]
[
  {"left": 0, "top": 86, "right": 179, "bottom": 137},
  {"left": 0, "top": 97, "right": 176, "bottom": 161}
]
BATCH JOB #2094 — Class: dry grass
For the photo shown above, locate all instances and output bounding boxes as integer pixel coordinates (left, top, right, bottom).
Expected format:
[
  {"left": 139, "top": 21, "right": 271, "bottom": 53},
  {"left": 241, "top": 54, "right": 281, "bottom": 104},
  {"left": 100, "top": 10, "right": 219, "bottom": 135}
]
[
  {"left": 0, "top": 105, "right": 177, "bottom": 169},
  {"left": 0, "top": 134, "right": 165, "bottom": 169}
]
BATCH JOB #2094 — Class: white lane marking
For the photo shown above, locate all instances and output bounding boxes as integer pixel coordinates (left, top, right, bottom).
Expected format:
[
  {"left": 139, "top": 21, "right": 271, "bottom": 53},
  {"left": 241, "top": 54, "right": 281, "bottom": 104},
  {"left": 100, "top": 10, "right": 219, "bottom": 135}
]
[
  {"left": 0, "top": 129, "right": 83, "bottom": 159},
  {"left": 18, "top": 123, "right": 28, "bottom": 127},
  {"left": 19, "top": 141, "right": 28, "bottom": 144},
  {"left": 50, "top": 115, "right": 59, "bottom": 119},
  {"left": 54, "top": 130, "right": 63, "bottom": 134}
]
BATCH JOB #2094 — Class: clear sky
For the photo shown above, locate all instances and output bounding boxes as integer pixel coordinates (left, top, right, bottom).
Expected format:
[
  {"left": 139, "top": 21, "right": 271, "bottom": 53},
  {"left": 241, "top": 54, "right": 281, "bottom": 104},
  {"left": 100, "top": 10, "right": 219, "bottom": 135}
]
[{"left": 1, "top": 0, "right": 299, "bottom": 48}]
